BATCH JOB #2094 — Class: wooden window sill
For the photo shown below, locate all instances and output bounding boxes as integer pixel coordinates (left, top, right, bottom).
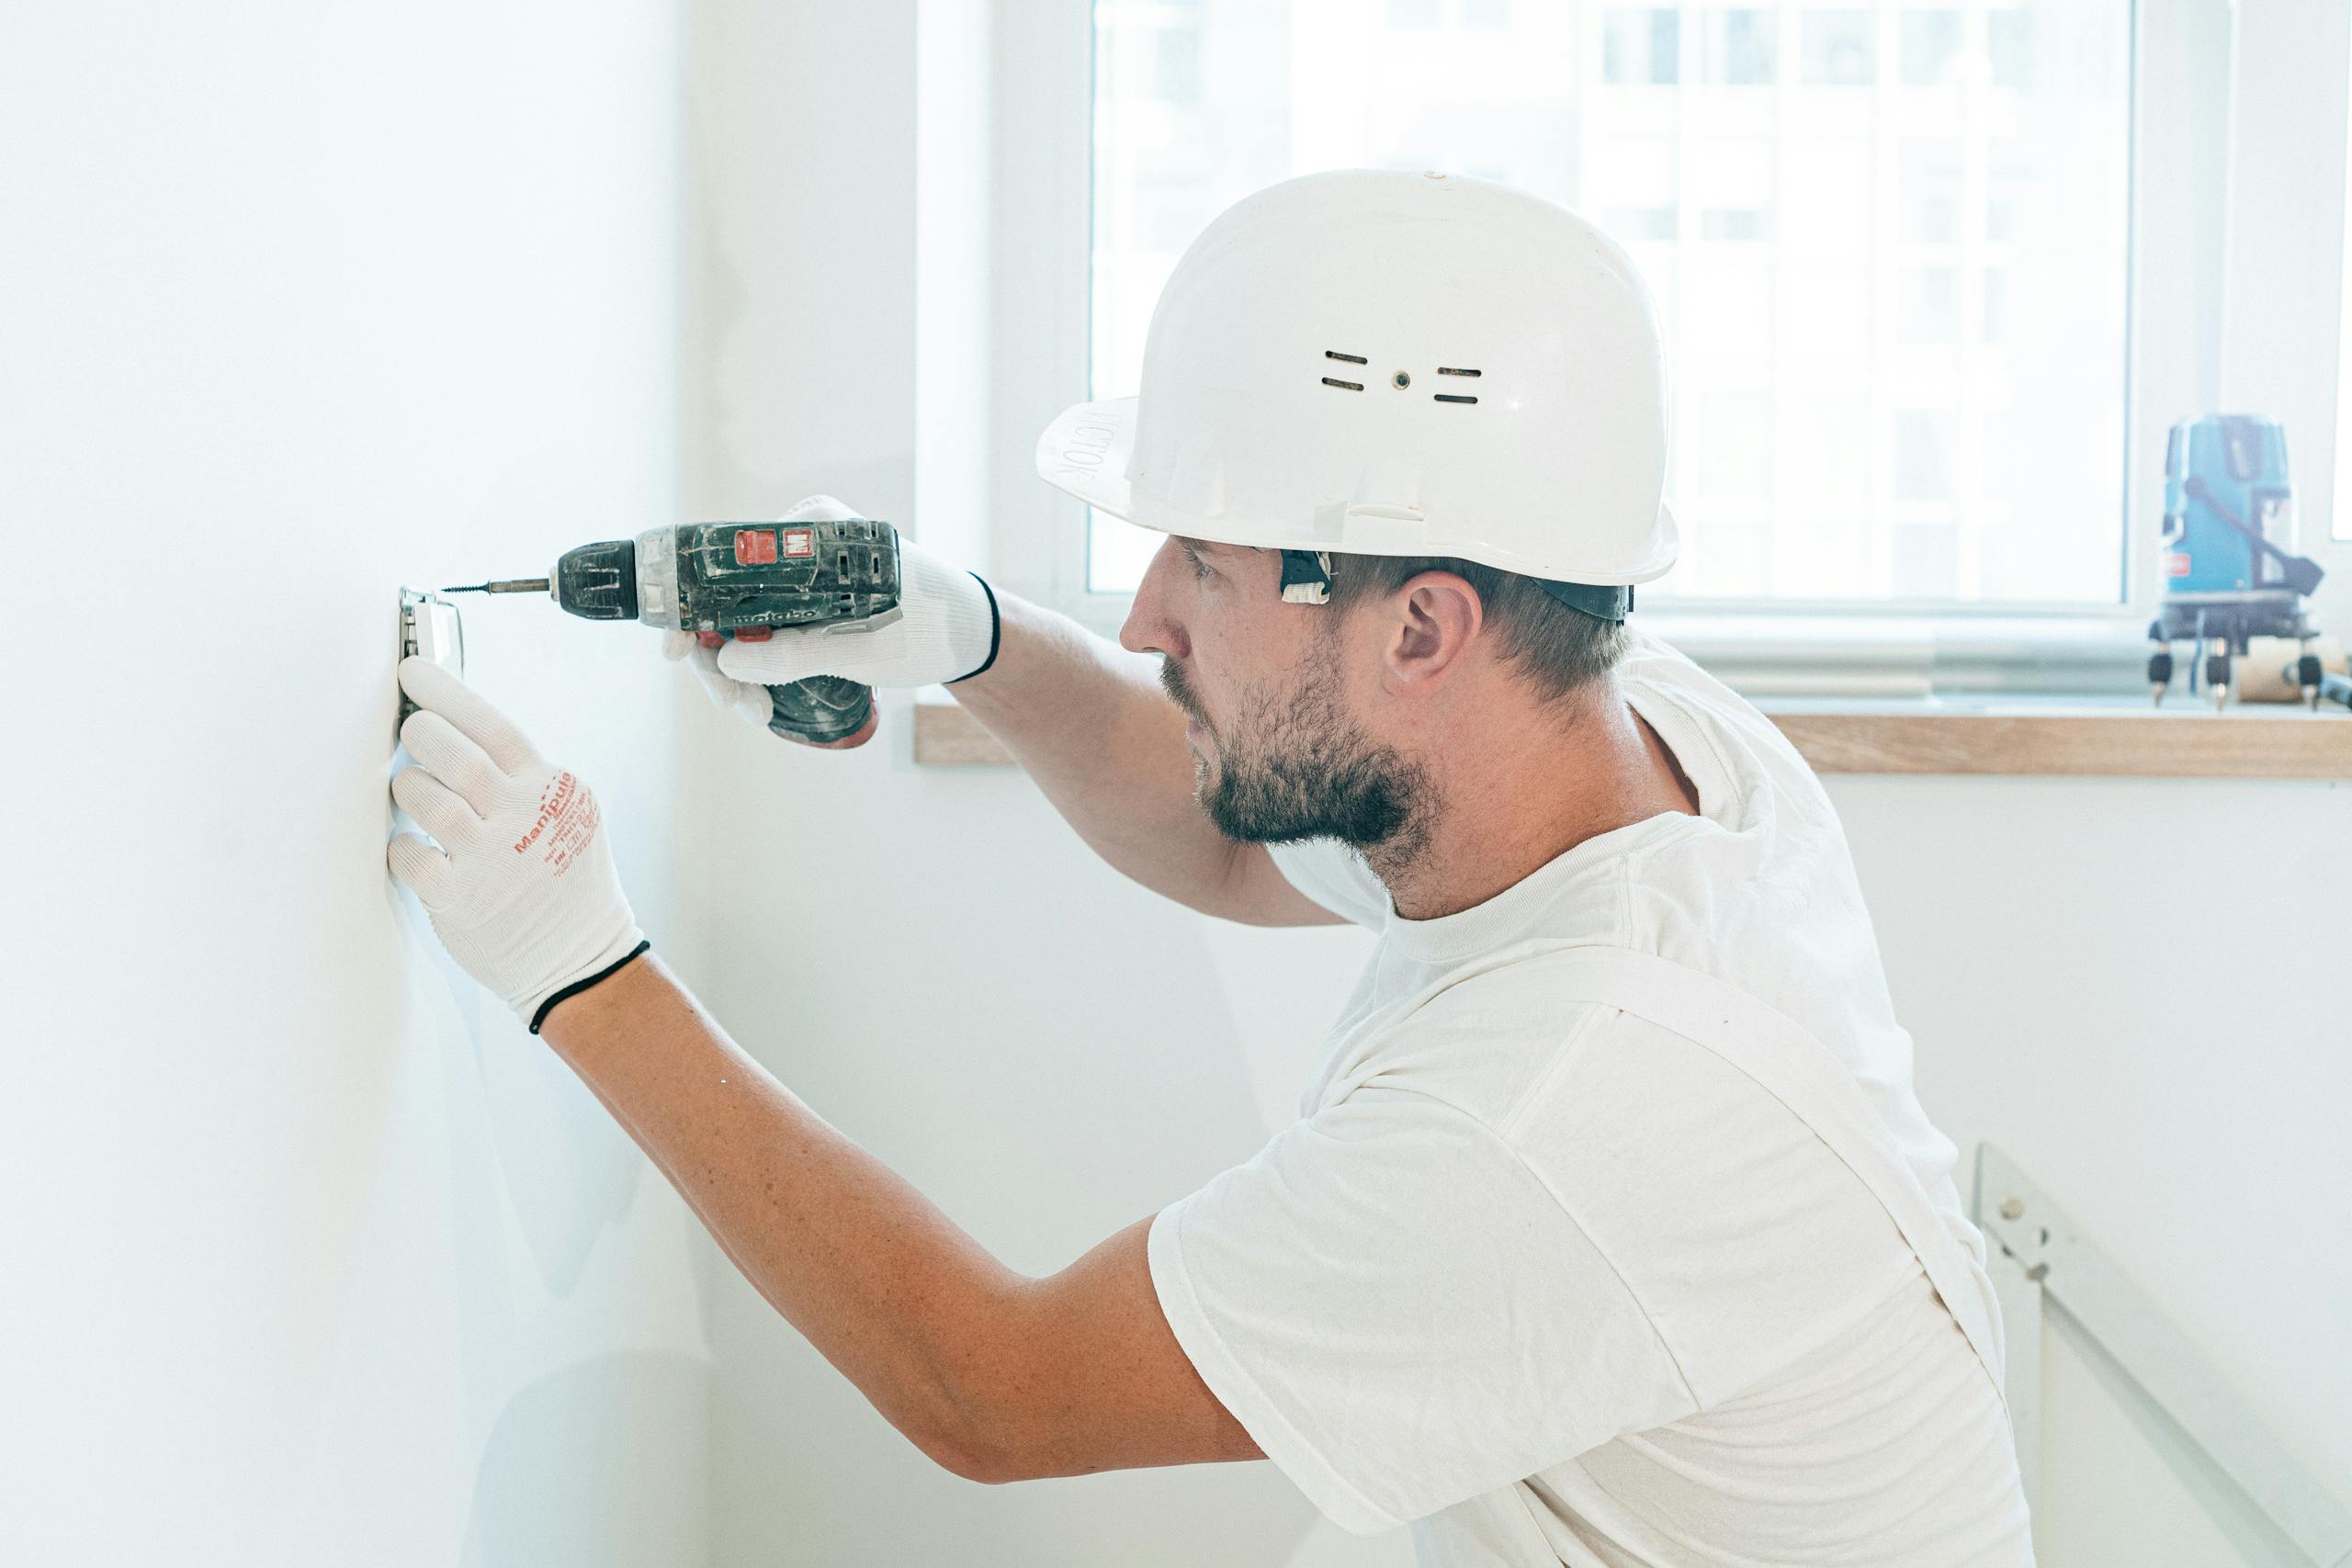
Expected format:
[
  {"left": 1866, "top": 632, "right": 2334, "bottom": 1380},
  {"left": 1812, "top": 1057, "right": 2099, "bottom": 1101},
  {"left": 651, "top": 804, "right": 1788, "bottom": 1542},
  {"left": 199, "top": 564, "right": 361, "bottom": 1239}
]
[{"left": 910, "top": 699, "right": 2352, "bottom": 780}]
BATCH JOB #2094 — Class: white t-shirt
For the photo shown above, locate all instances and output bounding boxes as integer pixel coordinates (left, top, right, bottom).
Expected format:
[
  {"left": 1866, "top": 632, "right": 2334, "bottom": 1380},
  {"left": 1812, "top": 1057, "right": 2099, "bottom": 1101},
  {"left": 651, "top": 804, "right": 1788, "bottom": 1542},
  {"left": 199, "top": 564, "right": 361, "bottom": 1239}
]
[{"left": 1147, "top": 629, "right": 2032, "bottom": 1566}]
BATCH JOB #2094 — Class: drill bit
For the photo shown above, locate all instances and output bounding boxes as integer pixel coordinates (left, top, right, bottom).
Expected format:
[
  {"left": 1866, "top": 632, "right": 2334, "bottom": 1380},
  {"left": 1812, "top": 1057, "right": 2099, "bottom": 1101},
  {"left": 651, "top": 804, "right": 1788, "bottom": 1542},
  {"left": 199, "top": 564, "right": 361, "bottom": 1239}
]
[{"left": 443, "top": 579, "right": 551, "bottom": 594}]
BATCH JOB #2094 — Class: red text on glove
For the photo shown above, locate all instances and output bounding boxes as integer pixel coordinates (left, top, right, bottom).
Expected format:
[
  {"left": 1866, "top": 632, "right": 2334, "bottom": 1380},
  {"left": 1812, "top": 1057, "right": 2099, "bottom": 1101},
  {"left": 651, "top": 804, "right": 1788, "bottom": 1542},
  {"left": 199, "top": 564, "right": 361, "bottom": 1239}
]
[{"left": 514, "top": 772, "right": 600, "bottom": 876}]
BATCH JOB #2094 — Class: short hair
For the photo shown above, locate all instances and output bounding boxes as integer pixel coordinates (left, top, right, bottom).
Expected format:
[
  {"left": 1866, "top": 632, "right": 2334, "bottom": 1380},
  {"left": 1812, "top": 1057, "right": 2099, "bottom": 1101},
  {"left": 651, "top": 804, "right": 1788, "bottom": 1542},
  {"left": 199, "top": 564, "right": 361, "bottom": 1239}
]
[{"left": 1324, "top": 554, "right": 1628, "bottom": 701}]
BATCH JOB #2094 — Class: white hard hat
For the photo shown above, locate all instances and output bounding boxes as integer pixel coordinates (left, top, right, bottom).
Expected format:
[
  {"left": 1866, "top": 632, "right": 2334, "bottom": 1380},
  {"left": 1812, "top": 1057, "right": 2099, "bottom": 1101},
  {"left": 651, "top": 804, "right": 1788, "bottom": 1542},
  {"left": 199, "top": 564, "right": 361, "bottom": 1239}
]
[{"left": 1035, "top": 168, "right": 1676, "bottom": 615}]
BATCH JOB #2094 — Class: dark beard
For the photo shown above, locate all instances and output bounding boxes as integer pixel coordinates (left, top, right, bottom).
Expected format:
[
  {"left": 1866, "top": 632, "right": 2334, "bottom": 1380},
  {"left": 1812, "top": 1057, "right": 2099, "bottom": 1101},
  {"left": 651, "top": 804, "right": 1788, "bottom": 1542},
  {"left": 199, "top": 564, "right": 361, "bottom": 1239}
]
[{"left": 1160, "top": 649, "right": 1429, "bottom": 853}]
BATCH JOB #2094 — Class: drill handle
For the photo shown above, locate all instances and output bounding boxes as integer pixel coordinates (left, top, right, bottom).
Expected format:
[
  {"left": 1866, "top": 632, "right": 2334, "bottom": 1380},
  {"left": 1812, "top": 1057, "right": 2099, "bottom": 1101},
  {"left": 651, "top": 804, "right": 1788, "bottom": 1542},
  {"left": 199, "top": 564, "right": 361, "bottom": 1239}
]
[{"left": 763, "top": 675, "right": 875, "bottom": 746}]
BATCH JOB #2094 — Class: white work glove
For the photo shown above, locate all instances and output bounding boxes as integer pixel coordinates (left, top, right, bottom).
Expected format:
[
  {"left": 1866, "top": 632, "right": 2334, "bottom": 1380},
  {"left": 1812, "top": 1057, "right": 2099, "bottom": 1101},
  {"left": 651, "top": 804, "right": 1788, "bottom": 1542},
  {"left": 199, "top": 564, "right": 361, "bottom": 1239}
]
[
  {"left": 387, "top": 657, "right": 648, "bottom": 1032},
  {"left": 662, "top": 494, "right": 998, "bottom": 733}
]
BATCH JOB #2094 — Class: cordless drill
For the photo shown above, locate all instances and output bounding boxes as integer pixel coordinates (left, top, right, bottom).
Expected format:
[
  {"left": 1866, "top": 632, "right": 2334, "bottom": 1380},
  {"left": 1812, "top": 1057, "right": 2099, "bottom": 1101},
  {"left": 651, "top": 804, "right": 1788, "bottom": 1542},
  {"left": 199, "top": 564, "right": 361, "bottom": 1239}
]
[{"left": 448, "top": 518, "right": 902, "bottom": 744}]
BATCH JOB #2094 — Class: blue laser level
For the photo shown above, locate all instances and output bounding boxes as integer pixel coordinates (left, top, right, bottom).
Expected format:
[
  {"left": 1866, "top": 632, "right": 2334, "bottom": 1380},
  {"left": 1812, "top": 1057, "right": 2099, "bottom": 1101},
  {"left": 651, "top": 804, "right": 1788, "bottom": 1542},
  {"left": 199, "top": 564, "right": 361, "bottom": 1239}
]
[{"left": 2148, "top": 415, "right": 2324, "bottom": 706}]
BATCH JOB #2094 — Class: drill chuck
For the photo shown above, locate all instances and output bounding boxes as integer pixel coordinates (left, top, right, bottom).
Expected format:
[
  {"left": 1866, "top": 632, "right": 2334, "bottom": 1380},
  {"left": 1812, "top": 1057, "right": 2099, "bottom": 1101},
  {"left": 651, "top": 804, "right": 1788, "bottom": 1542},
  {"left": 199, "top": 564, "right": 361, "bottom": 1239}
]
[{"left": 553, "top": 539, "right": 640, "bottom": 621}]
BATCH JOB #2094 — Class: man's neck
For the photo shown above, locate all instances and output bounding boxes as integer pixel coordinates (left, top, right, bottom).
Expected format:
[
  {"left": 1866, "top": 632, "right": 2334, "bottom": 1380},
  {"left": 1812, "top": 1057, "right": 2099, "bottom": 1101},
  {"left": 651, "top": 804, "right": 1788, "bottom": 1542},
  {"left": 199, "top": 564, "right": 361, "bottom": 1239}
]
[{"left": 1362, "top": 684, "right": 1700, "bottom": 921}]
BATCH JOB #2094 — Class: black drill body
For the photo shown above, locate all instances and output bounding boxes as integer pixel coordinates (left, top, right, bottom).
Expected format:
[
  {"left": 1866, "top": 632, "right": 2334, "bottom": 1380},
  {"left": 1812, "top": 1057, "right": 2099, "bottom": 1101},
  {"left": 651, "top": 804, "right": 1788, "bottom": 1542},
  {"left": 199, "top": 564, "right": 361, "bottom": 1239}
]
[{"left": 454, "top": 518, "right": 902, "bottom": 746}]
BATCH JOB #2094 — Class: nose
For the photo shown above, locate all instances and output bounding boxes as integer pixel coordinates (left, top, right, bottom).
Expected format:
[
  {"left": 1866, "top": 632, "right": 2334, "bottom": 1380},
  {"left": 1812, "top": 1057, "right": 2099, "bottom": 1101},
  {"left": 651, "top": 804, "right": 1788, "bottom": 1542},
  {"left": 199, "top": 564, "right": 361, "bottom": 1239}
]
[{"left": 1119, "top": 536, "right": 1191, "bottom": 660}]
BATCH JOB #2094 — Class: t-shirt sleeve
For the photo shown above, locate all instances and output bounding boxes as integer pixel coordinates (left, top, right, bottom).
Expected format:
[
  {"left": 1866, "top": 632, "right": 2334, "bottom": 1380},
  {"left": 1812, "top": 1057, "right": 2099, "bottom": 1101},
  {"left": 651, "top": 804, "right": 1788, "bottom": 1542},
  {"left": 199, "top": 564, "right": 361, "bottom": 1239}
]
[
  {"left": 1263, "top": 839, "right": 1391, "bottom": 928},
  {"left": 1146, "top": 1086, "right": 1698, "bottom": 1534}
]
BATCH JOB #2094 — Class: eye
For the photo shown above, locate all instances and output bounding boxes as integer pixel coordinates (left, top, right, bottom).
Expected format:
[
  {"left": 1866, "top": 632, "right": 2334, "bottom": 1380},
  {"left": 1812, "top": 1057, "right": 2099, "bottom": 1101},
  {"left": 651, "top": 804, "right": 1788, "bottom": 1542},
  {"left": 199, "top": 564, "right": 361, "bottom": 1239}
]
[{"left": 1178, "top": 541, "right": 1214, "bottom": 582}]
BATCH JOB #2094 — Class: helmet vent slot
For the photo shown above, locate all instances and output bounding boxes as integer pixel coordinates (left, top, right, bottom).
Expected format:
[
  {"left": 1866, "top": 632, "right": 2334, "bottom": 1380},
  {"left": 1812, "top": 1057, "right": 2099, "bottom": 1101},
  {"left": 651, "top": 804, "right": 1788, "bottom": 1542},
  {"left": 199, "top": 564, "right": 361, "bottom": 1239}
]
[
  {"left": 1324, "top": 349, "right": 1369, "bottom": 389},
  {"left": 1438, "top": 366, "right": 1481, "bottom": 377},
  {"left": 1433, "top": 393, "right": 1478, "bottom": 404}
]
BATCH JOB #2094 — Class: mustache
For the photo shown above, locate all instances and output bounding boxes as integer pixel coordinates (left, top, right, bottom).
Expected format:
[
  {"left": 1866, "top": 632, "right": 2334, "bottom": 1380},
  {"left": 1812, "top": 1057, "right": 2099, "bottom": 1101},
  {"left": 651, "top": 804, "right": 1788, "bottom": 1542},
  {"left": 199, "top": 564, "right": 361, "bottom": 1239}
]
[{"left": 1159, "top": 659, "right": 1206, "bottom": 724}]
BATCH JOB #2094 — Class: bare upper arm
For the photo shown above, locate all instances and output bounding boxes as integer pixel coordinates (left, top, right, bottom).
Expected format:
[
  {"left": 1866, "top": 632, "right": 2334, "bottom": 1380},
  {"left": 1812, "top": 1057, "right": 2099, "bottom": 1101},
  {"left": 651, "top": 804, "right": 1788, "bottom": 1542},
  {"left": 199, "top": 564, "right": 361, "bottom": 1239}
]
[{"left": 936, "top": 1217, "right": 1262, "bottom": 1483}]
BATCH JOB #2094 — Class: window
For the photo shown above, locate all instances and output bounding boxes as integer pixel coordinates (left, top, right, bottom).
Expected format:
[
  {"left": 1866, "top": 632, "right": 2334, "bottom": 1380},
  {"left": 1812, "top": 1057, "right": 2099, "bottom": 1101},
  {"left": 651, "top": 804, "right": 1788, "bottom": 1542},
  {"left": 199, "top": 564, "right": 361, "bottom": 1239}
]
[
  {"left": 1086, "top": 0, "right": 2134, "bottom": 611},
  {"left": 2339, "top": 17, "right": 2352, "bottom": 545}
]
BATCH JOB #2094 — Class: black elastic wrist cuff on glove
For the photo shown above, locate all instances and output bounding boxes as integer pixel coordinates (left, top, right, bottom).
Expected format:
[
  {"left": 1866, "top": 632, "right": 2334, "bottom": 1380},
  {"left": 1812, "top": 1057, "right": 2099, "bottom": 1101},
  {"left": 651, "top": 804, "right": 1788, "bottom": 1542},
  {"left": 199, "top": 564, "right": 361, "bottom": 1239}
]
[
  {"left": 530, "top": 939, "right": 652, "bottom": 1034},
  {"left": 944, "top": 573, "right": 1001, "bottom": 684}
]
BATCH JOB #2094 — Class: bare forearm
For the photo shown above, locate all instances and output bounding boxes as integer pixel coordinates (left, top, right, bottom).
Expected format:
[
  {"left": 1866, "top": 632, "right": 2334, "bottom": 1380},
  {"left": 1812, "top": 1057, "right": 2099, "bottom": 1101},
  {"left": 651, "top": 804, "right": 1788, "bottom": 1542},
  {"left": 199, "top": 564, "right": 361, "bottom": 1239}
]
[
  {"left": 540, "top": 953, "right": 1020, "bottom": 1471},
  {"left": 948, "top": 592, "right": 1271, "bottom": 918},
  {"left": 540, "top": 952, "right": 1261, "bottom": 1482}
]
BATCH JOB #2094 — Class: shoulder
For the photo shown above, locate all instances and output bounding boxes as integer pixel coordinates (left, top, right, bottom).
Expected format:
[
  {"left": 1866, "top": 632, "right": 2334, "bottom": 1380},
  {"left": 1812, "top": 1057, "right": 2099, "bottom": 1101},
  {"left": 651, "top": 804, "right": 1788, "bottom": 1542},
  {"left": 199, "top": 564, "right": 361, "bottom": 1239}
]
[
  {"left": 1370, "top": 961, "right": 1810, "bottom": 1146},
  {"left": 1616, "top": 628, "right": 1838, "bottom": 827},
  {"left": 1315, "top": 953, "right": 1748, "bottom": 1147}
]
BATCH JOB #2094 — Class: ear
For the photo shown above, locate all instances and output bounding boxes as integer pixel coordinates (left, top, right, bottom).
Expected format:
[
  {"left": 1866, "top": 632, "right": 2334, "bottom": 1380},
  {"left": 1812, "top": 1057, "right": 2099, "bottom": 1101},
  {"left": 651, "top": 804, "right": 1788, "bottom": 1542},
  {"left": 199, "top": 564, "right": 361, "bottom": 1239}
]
[{"left": 1379, "top": 570, "right": 1485, "bottom": 691}]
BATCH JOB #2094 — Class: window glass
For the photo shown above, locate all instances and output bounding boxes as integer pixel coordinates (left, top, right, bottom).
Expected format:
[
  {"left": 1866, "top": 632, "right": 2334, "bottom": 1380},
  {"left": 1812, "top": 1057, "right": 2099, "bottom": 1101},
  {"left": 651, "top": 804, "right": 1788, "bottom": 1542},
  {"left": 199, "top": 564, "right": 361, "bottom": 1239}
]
[
  {"left": 1604, "top": 7, "right": 1681, "bottom": 85},
  {"left": 1899, "top": 8, "right": 1964, "bottom": 85},
  {"left": 1089, "top": 0, "right": 2132, "bottom": 604},
  {"left": 1800, "top": 9, "right": 1875, "bottom": 86},
  {"left": 1701, "top": 8, "right": 1779, "bottom": 86}
]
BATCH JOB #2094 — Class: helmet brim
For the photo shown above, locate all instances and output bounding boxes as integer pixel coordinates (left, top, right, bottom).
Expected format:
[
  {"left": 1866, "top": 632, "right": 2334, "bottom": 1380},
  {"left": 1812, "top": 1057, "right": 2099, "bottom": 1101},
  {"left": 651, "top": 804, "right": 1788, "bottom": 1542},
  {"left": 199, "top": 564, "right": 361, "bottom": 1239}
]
[
  {"left": 1034, "top": 391, "right": 1679, "bottom": 585},
  {"left": 1035, "top": 395, "right": 1139, "bottom": 522}
]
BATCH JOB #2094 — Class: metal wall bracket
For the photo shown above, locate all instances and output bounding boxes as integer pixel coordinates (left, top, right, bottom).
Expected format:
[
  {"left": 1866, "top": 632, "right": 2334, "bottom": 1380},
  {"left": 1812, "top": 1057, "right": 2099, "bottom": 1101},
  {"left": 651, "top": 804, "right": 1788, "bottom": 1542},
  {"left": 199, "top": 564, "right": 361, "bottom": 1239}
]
[
  {"left": 1973, "top": 1144, "right": 2352, "bottom": 1568},
  {"left": 397, "top": 589, "right": 465, "bottom": 739}
]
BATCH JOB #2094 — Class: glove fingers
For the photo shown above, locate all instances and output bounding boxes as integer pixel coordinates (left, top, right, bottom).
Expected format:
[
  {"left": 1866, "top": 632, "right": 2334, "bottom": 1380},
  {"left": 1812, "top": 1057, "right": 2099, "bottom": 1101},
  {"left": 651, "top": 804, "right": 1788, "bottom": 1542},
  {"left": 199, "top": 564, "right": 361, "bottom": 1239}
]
[
  {"left": 398, "top": 657, "right": 541, "bottom": 775},
  {"left": 734, "top": 682, "right": 777, "bottom": 728},
  {"left": 671, "top": 637, "right": 786, "bottom": 731},
  {"left": 714, "top": 631, "right": 824, "bottom": 686},
  {"left": 682, "top": 643, "right": 768, "bottom": 726},
  {"left": 386, "top": 832, "right": 453, "bottom": 909},
  {"left": 392, "top": 764, "right": 481, "bottom": 847},
  {"left": 684, "top": 643, "right": 744, "bottom": 710},
  {"left": 399, "top": 709, "right": 503, "bottom": 802},
  {"left": 701, "top": 649, "right": 779, "bottom": 727}
]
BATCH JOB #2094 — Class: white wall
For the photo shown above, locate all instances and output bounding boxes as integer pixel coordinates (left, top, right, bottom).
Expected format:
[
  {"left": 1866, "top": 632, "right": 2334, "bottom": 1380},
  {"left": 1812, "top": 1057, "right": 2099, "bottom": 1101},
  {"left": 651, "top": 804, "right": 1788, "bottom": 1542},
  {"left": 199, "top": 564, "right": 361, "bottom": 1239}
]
[
  {"left": 0, "top": 5, "right": 711, "bottom": 1563},
  {"left": 1837, "top": 774, "right": 2352, "bottom": 1564},
  {"left": 682, "top": 4, "right": 2352, "bottom": 1564}
]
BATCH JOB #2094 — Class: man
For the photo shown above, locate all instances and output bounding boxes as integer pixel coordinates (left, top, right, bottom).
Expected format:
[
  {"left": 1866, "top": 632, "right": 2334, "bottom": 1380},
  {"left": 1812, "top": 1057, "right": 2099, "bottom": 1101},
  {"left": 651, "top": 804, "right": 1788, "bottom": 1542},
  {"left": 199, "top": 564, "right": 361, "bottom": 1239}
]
[{"left": 390, "top": 170, "right": 2031, "bottom": 1563}]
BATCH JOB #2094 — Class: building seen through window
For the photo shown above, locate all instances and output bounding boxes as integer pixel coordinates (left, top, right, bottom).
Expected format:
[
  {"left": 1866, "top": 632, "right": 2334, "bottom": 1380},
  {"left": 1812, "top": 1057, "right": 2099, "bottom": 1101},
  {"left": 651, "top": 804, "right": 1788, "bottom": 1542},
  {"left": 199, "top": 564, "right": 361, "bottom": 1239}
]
[{"left": 1090, "top": 1, "right": 2132, "bottom": 606}]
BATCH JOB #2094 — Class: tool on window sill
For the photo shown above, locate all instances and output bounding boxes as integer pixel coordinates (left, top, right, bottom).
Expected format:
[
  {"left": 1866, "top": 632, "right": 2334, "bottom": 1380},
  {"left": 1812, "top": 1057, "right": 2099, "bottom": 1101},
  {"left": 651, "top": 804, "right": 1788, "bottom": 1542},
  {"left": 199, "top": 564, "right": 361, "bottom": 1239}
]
[
  {"left": 446, "top": 520, "right": 903, "bottom": 745},
  {"left": 2147, "top": 415, "right": 2330, "bottom": 709}
]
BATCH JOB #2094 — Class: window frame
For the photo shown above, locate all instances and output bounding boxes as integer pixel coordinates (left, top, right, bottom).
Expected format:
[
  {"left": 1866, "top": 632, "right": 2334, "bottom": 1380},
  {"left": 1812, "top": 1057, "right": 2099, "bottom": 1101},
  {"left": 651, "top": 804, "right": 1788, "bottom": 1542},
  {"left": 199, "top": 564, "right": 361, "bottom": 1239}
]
[{"left": 978, "top": 0, "right": 2352, "bottom": 696}]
